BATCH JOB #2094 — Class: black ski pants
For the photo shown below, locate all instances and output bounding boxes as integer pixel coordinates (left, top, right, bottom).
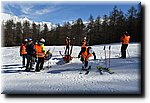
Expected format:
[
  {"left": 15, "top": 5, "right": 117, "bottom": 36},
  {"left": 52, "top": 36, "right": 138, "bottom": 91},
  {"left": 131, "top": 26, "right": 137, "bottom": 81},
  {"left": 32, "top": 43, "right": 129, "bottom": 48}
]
[
  {"left": 22, "top": 54, "right": 27, "bottom": 66},
  {"left": 81, "top": 57, "right": 88, "bottom": 69},
  {"left": 26, "top": 55, "right": 33, "bottom": 70},
  {"left": 121, "top": 44, "right": 128, "bottom": 58},
  {"left": 65, "top": 45, "right": 70, "bottom": 55},
  {"left": 36, "top": 57, "right": 44, "bottom": 71}
]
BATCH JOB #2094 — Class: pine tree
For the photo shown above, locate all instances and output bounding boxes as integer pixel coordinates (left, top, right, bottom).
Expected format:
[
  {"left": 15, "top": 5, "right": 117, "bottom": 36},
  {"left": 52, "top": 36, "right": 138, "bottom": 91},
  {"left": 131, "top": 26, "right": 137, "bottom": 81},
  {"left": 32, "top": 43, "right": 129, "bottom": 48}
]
[
  {"left": 126, "top": 6, "right": 138, "bottom": 42},
  {"left": 87, "top": 15, "right": 94, "bottom": 45}
]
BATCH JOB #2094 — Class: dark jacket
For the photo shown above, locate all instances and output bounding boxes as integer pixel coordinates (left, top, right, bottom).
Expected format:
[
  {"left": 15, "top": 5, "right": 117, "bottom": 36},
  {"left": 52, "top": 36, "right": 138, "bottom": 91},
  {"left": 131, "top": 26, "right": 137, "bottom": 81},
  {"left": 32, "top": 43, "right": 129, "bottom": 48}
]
[{"left": 26, "top": 43, "right": 36, "bottom": 56}]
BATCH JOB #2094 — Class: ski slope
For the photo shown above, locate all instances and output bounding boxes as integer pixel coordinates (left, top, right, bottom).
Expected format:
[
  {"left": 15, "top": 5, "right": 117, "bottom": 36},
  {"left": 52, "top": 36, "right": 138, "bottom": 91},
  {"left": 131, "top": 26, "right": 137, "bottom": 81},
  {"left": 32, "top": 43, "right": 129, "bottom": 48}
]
[{"left": 1, "top": 43, "right": 141, "bottom": 94}]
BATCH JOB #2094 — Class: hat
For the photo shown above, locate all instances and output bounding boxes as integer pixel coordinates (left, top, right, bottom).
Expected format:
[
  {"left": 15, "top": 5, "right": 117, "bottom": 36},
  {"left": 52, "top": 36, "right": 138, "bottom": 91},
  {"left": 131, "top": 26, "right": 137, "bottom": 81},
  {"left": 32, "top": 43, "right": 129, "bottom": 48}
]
[
  {"left": 83, "top": 37, "right": 86, "bottom": 40},
  {"left": 40, "top": 38, "right": 45, "bottom": 43},
  {"left": 28, "top": 38, "right": 32, "bottom": 42},
  {"left": 24, "top": 38, "right": 28, "bottom": 42}
]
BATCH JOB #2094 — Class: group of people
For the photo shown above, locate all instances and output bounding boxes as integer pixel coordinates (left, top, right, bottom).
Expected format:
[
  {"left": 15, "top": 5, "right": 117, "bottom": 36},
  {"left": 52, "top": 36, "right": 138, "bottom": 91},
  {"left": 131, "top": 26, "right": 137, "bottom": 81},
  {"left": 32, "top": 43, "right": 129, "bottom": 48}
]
[
  {"left": 20, "top": 31, "right": 130, "bottom": 72},
  {"left": 76, "top": 31, "right": 130, "bottom": 69},
  {"left": 20, "top": 38, "right": 46, "bottom": 72}
]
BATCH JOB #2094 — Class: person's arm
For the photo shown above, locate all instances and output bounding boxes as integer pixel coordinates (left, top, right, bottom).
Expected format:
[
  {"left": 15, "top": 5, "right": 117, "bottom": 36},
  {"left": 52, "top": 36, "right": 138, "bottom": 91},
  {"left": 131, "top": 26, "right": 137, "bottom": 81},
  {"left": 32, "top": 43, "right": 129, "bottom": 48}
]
[
  {"left": 20, "top": 45, "right": 22, "bottom": 56},
  {"left": 92, "top": 52, "right": 96, "bottom": 60}
]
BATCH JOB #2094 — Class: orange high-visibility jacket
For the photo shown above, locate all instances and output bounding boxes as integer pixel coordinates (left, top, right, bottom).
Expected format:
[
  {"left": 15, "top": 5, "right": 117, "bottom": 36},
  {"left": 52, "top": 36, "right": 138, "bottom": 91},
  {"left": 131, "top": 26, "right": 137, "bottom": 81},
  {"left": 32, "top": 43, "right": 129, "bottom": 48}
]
[
  {"left": 121, "top": 35, "right": 130, "bottom": 44},
  {"left": 81, "top": 40, "right": 86, "bottom": 47},
  {"left": 20, "top": 43, "right": 27, "bottom": 55},
  {"left": 35, "top": 44, "right": 45, "bottom": 57},
  {"left": 81, "top": 47, "right": 92, "bottom": 61},
  {"left": 34, "top": 44, "right": 38, "bottom": 53}
]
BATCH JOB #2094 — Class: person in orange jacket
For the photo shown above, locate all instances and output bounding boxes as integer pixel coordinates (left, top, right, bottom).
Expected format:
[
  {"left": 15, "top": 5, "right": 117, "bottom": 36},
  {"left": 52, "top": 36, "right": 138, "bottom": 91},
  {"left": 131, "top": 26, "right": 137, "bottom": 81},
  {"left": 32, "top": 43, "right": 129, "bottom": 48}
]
[
  {"left": 20, "top": 38, "right": 28, "bottom": 67},
  {"left": 35, "top": 38, "right": 46, "bottom": 72},
  {"left": 78, "top": 36, "right": 88, "bottom": 57},
  {"left": 78, "top": 47, "right": 96, "bottom": 70},
  {"left": 120, "top": 31, "right": 130, "bottom": 59}
]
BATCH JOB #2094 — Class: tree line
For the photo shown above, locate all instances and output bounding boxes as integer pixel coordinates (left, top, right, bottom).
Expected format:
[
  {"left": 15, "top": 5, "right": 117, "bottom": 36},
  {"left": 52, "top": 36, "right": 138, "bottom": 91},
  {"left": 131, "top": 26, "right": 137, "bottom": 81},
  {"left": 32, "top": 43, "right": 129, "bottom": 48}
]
[{"left": 2, "top": 6, "right": 142, "bottom": 47}]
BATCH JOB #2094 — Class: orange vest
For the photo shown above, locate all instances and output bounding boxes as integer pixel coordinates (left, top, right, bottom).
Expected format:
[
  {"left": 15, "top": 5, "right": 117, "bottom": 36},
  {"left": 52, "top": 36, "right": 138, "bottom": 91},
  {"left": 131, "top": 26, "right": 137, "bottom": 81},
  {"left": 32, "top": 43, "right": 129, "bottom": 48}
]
[
  {"left": 121, "top": 35, "right": 130, "bottom": 44},
  {"left": 34, "top": 44, "right": 38, "bottom": 53},
  {"left": 81, "top": 48, "right": 92, "bottom": 61},
  {"left": 35, "top": 45, "right": 45, "bottom": 57},
  {"left": 20, "top": 44, "right": 27, "bottom": 55},
  {"left": 81, "top": 40, "right": 86, "bottom": 47}
]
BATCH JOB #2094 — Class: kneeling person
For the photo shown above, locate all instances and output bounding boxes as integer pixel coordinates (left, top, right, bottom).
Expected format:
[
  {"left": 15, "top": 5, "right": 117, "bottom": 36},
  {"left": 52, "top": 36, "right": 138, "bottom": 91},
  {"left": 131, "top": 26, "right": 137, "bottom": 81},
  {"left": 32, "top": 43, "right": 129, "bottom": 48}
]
[{"left": 78, "top": 47, "right": 96, "bottom": 70}]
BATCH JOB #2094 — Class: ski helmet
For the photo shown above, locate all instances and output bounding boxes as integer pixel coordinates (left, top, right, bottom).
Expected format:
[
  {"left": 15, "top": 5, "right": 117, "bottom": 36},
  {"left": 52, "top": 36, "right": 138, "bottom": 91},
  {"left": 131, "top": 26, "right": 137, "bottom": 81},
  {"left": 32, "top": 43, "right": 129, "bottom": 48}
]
[
  {"left": 40, "top": 38, "right": 45, "bottom": 43},
  {"left": 28, "top": 38, "right": 32, "bottom": 42},
  {"left": 83, "top": 37, "right": 86, "bottom": 40},
  {"left": 24, "top": 38, "right": 28, "bottom": 42},
  {"left": 66, "top": 36, "right": 70, "bottom": 40}
]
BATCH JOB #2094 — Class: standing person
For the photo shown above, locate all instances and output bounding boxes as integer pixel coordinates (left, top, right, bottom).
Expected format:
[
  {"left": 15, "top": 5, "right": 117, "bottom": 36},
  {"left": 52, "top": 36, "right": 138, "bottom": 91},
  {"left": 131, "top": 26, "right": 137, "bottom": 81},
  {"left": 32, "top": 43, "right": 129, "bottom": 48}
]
[
  {"left": 64, "top": 36, "right": 71, "bottom": 56},
  {"left": 64, "top": 37, "right": 71, "bottom": 63},
  {"left": 20, "top": 38, "right": 28, "bottom": 67},
  {"left": 26, "top": 38, "right": 36, "bottom": 71},
  {"left": 120, "top": 31, "right": 130, "bottom": 59},
  {"left": 78, "top": 47, "right": 96, "bottom": 70},
  {"left": 35, "top": 38, "right": 46, "bottom": 72}
]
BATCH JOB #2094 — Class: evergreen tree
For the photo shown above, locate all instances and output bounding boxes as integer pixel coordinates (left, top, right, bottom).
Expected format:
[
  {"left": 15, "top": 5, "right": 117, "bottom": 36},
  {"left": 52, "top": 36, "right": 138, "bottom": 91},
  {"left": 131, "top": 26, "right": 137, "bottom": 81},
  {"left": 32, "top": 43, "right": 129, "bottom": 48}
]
[
  {"left": 16, "top": 22, "right": 23, "bottom": 45},
  {"left": 126, "top": 6, "right": 138, "bottom": 42},
  {"left": 87, "top": 15, "right": 94, "bottom": 45},
  {"left": 23, "top": 20, "right": 30, "bottom": 39}
]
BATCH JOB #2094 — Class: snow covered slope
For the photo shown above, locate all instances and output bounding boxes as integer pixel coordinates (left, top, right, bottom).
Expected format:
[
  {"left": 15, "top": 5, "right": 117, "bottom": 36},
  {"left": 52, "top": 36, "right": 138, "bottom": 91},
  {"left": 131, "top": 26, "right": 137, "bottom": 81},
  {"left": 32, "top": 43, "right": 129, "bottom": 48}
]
[{"left": 1, "top": 43, "right": 141, "bottom": 94}]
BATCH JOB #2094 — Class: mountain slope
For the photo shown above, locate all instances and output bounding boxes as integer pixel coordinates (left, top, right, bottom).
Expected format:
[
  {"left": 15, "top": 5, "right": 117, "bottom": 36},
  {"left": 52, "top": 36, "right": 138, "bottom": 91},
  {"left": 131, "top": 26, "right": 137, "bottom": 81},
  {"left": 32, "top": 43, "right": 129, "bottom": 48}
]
[{"left": 1, "top": 13, "right": 57, "bottom": 31}]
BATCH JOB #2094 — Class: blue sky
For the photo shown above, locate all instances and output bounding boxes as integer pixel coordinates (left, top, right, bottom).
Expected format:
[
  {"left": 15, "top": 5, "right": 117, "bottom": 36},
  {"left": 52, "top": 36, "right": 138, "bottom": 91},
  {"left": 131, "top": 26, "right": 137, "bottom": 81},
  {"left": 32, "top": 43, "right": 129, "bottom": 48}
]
[{"left": 2, "top": 1, "right": 141, "bottom": 24}]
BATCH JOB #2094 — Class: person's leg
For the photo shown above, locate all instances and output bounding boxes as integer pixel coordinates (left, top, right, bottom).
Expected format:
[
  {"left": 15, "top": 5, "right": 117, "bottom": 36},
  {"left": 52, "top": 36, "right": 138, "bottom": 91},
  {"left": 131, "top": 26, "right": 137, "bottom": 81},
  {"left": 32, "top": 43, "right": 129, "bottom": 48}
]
[
  {"left": 26, "top": 55, "right": 30, "bottom": 70},
  {"left": 35, "top": 58, "right": 40, "bottom": 72},
  {"left": 22, "top": 55, "right": 25, "bottom": 67},
  {"left": 39, "top": 57, "right": 44, "bottom": 70},
  {"left": 123, "top": 44, "right": 128, "bottom": 58},
  {"left": 29, "top": 56, "right": 33, "bottom": 69},
  {"left": 84, "top": 60, "right": 88, "bottom": 69}
]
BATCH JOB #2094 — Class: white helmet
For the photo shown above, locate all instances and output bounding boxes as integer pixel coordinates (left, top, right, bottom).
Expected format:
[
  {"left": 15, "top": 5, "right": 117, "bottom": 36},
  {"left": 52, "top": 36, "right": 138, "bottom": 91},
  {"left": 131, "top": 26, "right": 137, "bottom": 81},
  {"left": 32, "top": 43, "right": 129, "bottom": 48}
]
[
  {"left": 83, "top": 37, "right": 86, "bottom": 40},
  {"left": 40, "top": 38, "right": 45, "bottom": 43},
  {"left": 24, "top": 38, "right": 28, "bottom": 42}
]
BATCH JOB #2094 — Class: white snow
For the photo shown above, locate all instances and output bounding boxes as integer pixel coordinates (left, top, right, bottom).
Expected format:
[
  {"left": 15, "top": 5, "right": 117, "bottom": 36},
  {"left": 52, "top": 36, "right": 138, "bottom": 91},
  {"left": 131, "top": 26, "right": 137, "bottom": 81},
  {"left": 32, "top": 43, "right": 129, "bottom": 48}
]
[
  {"left": 1, "top": 13, "right": 57, "bottom": 31},
  {"left": 1, "top": 43, "right": 141, "bottom": 94}
]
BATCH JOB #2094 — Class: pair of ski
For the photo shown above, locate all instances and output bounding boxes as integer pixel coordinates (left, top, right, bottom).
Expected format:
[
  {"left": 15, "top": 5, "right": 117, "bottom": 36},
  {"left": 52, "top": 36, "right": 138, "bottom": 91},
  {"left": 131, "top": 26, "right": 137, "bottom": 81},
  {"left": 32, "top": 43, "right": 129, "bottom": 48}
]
[
  {"left": 79, "top": 66, "right": 91, "bottom": 75},
  {"left": 96, "top": 66, "right": 114, "bottom": 75},
  {"left": 96, "top": 46, "right": 114, "bottom": 75}
]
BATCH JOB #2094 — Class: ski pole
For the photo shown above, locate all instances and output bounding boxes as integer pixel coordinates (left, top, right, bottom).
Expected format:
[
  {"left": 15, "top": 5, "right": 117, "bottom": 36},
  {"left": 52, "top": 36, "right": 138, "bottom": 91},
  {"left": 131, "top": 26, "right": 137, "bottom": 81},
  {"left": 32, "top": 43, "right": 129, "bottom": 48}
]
[
  {"left": 127, "top": 48, "right": 130, "bottom": 58},
  {"left": 103, "top": 46, "right": 107, "bottom": 68},
  {"left": 51, "top": 47, "right": 55, "bottom": 53},
  {"left": 109, "top": 45, "right": 111, "bottom": 68}
]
